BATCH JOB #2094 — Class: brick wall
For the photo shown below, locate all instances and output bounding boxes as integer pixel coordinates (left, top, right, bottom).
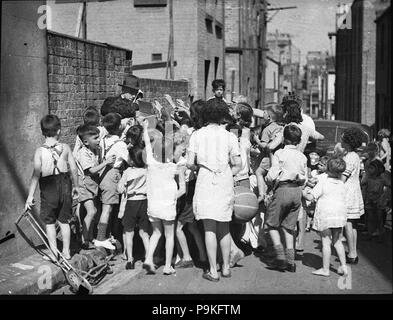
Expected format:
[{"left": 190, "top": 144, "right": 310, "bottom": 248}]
[
  {"left": 48, "top": 0, "right": 224, "bottom": 101},
  {"left": 47, "top": 31, "right": 132, "bottom": 146},
  {"left": 47, "top": 31, "right": 189, "bottom": 148}
]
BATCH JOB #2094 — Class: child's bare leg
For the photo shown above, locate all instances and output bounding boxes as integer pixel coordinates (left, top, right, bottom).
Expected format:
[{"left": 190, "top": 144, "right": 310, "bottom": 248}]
[
  {"left": 97, "top": 204, "right": 112, "bottom": 241},
  {"left": 203, "top": 219, "right": 219, "bottom": 278},
  {"left": 59, "top": 222, "right": 71, "bottom": 259},
  {"left": 313, "top": 231, "right": 331, "bottom": 276},
  {"left": 332, "top": 228, "right": 347, "bottom": 275},
  {"left": 345, "top": 221, "right": 357, "bottom": 258},
  {"left": 46, "top": 224, "right": 58, "bottom": 259},
  {"left": 163, "top": 221, "right": 175, "bottom": 273},
  {"left": 217, "top": 222, "right": 231, "bottom": 275},
  {"left": 83, "top": 200, "right": 97, "bottom": 243},
  {"left": 125, "top": 230, "right": 134, "bottom": 263},
  {"left": 188, "top": 222, "right": 207, "bottom": 262},
  {"left": 122, "top": 232, "right": 127, "bottom": 259},
  {"left": 296, "top": 207, "right": 306, "bottom": 251},
  {"left": 176, "top": 221, "right": 192, "bottom": 261},
  {"left": 139, "top": 229, "right": 150, "bottom": 260},
  {"left": 144, "top": 221, "right": 162, "bottom": 270},
  {"left": 229, "top": 233, "right": 244, "bottom": 267}
]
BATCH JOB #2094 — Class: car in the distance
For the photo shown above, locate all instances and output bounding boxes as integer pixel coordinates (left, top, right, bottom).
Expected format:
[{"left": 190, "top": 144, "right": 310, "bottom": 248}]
[{"left": 304, "top": 119, "right": 373, "bottom": 158}]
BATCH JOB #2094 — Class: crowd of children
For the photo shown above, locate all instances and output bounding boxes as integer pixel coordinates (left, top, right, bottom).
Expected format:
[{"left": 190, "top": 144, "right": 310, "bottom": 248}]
[{"left": 25, "top": 79, "right": 391, "bottom": 283}]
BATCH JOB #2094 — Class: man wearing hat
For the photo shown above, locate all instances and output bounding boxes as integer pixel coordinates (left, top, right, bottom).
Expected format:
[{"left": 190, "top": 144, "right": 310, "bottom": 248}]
[{"left": 100, "top": 75, "right": 141, "bottom": 118}]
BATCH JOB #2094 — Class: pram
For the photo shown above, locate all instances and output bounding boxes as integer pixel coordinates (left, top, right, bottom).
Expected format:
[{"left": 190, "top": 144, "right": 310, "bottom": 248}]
[{"left": 15, "top": 210, "right": 112, "bottom": 294}]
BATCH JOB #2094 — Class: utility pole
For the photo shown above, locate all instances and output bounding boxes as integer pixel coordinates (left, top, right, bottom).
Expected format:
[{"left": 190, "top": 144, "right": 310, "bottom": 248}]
[
  {"left": 169, "top": 0, "right": 174, "bottom": 80},
  {"left": 82, "top": 1, "right": 87, "bottom": 40}
]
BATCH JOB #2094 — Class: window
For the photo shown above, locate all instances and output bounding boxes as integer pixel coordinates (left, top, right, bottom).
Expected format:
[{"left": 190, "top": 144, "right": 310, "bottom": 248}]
[
  {"left": 152, "top": 53, "right": 162, "bottom": 61},
  {"left": 206, "top": 15, "right": 213, "bottom": 33},
  {"left": 214, "top": 57, "right": 219, "bottom": 79},
  {"left": 134, "top": 0, "right": 167, "bottom": 7},
  {"left": 204, "top": 60, "right": 211, "bottom": 97},
  {"left": 215, "top": 25, "right": 222, "bottom": 39}
]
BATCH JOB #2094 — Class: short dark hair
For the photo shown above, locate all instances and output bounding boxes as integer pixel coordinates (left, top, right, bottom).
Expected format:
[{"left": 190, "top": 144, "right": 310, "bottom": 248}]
[
  {"left": 327, "top": 157, "right": 346, "bottom": 178},
  {"left": 202, "top": 98, "right": 230, "bottom": 124},
  {"left": 40, "top": 114, "right": 61, "bottom": 137},
  {"left": 126, "top": 124, "right": 144, "bottom": 148},
  {"left": 102, "top": 112, "right": 121, "bottom": 135},
  {"left": 341, "top": 127, "right": 364, "bottom": 151},
  {"left": 236, "top": 103, "right": 253, "bottom": 128},
  {"left": 190, "top": 100, "right": 205, "bottom": 129},
  {"left": 226, "top": 123, "right": 242, "bottom": 139},
  {"left": 83, "top": 107, "right": 100, "bottom": 126},
  {"left": 212, "top": 79, "right": 226, "bottom": 91},
  {"left": 368, "top": 159, "right": 385, "bottom": 176},
  {"left": 129, "top": 145, "right": 145, "bottom": 168},
  {"left": 77, "top": 124, "right": 100, "bottom": 142},
  {"left": 100, "top": 96, "right": 136, "bottom": 119},
  {"left": 282, "top": 100, "right": 303, "bottom": 124},
  {"left": 319, "top": 155, "right": 330, "bottom": 166},
  {"left": 283, "top": 124, "right": 302, "bottom": 145}
]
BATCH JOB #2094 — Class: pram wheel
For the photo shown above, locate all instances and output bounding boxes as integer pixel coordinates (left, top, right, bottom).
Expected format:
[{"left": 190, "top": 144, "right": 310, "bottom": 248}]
[
  {"left": 66, "top": 270, "right": 93, "bottom": 295},
  {"left": 66, "top": 270, "right": 82, "bottom": 292}
]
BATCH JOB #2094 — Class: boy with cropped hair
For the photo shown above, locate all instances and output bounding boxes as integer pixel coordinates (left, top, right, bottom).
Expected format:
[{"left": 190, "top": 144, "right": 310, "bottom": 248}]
[
  {"left": 74, "top": 124, "right": 116, "bottom": 249},
  {"left": 25, "top": 115, "right": 79, "bottom": 261},
  {"left": 96, "top": 113, "right": 130, "bottom": 250},
  {"left": 264, "top": 124, "right": 307, "bottom": 272}
]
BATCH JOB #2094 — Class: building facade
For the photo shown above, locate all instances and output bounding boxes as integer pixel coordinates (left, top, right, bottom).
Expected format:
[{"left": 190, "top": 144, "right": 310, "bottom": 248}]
[
  {"left": 303, "top": 51, "right": 329, "bottom": 119},
  {"left": 375, "top": 5, "right": 391, "bottom": 131},
  {"left": 334, "top": 0, "right": 390, "bottom": 127},
  {"left": 266, "top": 30, "right": 301, "bottom": 102},
  {"left": 224, "top": 0, "right": 267, "bottom": 107},
  {"left": 48, "top": 0, "right": 225, "bottom": 100}
]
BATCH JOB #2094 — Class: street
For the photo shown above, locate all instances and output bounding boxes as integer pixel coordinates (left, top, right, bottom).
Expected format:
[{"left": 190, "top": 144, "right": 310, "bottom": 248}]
[{"left": 53, "top": 228, "right": 392, "bottom": 295}]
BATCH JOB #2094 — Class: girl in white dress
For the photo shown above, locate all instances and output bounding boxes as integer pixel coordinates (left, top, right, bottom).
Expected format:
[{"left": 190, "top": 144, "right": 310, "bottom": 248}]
[
  {"left": 187, "top": 99, "right": 242, "bottom": 281},
  {"left": 341, "top": 127, "right": 365, "bottom": 264},
  {"left": 142, "top": 119, "right": 186, "bottom": 275},
  {"left": 303, "top": 157, "right": 348, "bottom": 277}
]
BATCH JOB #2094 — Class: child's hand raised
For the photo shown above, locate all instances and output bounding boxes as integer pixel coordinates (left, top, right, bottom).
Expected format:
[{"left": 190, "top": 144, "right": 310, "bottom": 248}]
[{"left": 105, "top": 154, "right": 116, "bottom": 166}]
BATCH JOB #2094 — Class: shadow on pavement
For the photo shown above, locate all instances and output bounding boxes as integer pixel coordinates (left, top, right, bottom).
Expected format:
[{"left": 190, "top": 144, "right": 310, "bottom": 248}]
[{"left": 302, "top": 252, "right": 322, "bottom": 270}]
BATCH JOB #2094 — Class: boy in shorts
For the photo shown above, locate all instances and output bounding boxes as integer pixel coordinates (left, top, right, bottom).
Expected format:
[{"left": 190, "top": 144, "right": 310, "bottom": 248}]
[
  {"left": 74, "top": 124, "right": 116, "bottom": 249},
  {"left": 25, "top": 115, "right": 79, "bottom": 260},
  {"left": 96, "top": 113, "right": 130, "bottom": 249},
  {"left": 264, "top": 124, "right": 307, "bottom": 272}
]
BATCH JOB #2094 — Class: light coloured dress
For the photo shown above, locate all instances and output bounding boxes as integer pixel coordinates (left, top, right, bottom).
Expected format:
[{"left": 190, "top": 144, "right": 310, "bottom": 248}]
[
  {"left": 343, "top": 151, "right": 365, "bottom": 219},
  {"left": 188, "top": 124, "right": 241, "bottom": 222},
  {"left": 146, "top": 143, "right": 179, "bottom": 221},
  {"left": 311, "top": 177, "right": 347, "bottom": 231}
]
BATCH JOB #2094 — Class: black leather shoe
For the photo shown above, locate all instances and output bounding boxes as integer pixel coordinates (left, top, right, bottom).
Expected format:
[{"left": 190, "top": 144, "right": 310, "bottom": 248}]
[
  {"left": 125, "top": 261, "right": 135, "bottom": 270},
  {"left": 266, "top": 259, "right": 287, "bottom": 271},
  {"left": 286, "top": 263, "right": 296, "bottom": 272},
  {"left": 346, "top": 256, "right": 359, "bottom": 264}
]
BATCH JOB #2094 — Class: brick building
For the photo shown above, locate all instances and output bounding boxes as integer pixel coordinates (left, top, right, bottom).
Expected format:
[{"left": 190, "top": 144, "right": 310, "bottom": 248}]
[
  {"left": 224, "top": 0, "right": 267, "bottom": 107},
  {"left": 266, "top": 30, "right": 301, "bottom": 102},
  {"left": 48, "top": 0, "right": 225, "bottom": 100},
  {"left": 334, "top": 0, "right": 390, "bottom": 127},
  {"left": 375, "top": 5, "right": 391, "bottom": 131},
  {"left": 303, "top": 51, "right": 329, "bottom": 119}
]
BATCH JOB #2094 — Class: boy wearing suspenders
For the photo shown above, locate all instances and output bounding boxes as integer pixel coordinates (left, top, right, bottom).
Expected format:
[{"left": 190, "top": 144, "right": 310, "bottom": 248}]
[{"left": 25, "top": 115, "right": 79, "bottom": 260}]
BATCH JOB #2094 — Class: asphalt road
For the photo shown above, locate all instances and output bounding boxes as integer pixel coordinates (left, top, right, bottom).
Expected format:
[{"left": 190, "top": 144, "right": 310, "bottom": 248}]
[{"left": 53, "top": 228, "right": 392, "bottom": 295}]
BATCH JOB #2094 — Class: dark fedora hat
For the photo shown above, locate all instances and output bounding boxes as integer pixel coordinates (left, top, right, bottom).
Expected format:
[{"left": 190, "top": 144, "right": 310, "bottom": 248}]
[{"left": 119, "top": 75, "right": 143, "bottom": 98}]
